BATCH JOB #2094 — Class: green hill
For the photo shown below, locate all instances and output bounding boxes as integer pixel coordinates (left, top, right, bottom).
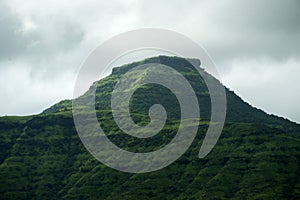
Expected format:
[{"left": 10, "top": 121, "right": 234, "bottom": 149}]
[{"left": 0, "top": 56, "right": 299, "bottom": 199}]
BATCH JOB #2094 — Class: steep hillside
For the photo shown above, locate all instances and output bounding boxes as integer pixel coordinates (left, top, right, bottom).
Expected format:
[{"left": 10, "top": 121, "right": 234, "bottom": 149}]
[
  {"left": 1, "top": 56, "right": 300, "bottom": 199},
  {"left": 44, "top": 56, "right": 300, "bottom": 133}
]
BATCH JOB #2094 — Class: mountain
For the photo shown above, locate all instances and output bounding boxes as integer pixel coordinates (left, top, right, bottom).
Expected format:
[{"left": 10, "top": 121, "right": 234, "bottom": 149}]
[{"left": 0, "top": 56, "right": 300, "bottom": 199}]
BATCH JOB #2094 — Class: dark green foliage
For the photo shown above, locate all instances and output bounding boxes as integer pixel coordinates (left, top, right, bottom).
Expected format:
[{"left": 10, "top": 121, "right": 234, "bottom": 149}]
[
  {"left": 1, "top": 115, "right": 299, "bottom": 199},
  {"left": 44, "top": 56, "right": 300, "bottom": 132},
  {"left": 0, "top": 56, "right": 300, "bottom": 199}
]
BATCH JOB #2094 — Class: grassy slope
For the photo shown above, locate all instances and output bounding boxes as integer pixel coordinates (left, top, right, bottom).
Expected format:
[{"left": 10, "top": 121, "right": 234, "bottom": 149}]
[
  {"left": 0, "top": 112, "right": 300, "bottom": 199},
  {"left": 1, "top": 56, "right": 300, "bottom": 199},
  {"left": 43, "top": 56, "right": 300, "bottom": 134}
]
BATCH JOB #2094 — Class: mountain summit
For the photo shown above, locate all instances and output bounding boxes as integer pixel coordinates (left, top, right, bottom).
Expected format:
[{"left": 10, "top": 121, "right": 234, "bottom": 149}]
[
  {"left": 45, "top": 55, "right": 299, "bottom": 133},
  {"left": 0, "top": 56, "right": 300, "bottom": 199}
]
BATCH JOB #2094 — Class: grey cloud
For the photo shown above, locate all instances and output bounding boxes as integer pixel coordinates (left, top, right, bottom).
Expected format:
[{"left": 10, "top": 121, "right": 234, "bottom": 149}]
[
  {"left": 216, "top": 0, "right": 300, "bottom": 32},
  {"left": 138, "top": 0, "right": 300, "bottom": 63},
  {"left": 0, "top": 1, "right": 84, "bottom": 63},
  {"left": 0, "top": 2, "right": 33, "bottom": 60},
  {"left": 23, "top": 19, "right": 84, "bottom": 57},
  {"left": 207, "top": 0, "right": 300, "bottom": 62},
  {"left": 0, "top": 0, "right": 299, "bottom": 123}
]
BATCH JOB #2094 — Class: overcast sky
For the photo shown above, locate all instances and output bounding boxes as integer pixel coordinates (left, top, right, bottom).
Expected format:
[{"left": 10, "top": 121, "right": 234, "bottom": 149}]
[{"left": 0, "top": 0, "right": 299, "bottom": 123}]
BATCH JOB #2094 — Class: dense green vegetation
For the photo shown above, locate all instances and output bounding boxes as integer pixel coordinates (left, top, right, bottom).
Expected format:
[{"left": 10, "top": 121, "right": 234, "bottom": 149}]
[{"left": 1, "top": 56, "right": 300, "bottom": 199}]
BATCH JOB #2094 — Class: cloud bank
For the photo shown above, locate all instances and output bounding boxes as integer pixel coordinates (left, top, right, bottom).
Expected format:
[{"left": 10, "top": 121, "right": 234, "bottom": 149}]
[{"left": 0, "top": 0, "right": 299, "bottom": 122}]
